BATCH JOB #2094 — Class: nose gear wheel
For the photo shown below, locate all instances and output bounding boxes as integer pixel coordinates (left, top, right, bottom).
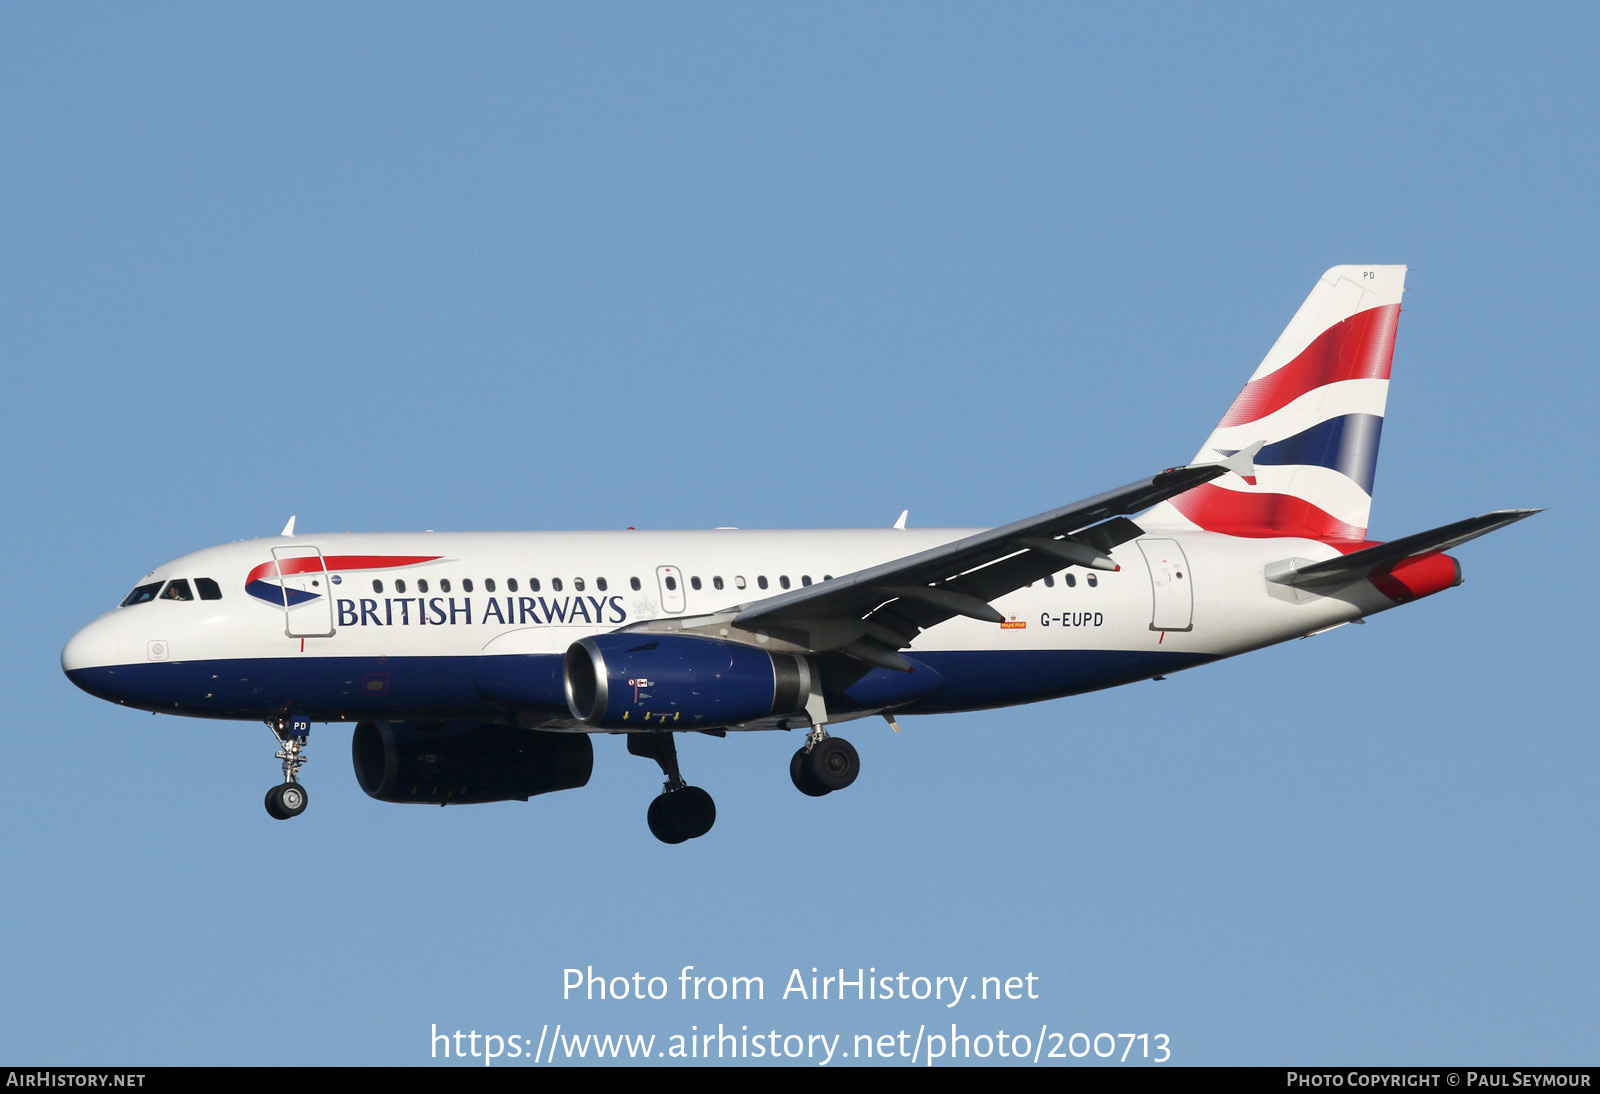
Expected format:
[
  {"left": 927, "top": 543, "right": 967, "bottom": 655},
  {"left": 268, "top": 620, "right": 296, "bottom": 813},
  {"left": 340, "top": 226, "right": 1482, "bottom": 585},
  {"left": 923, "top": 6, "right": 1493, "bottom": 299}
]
[{"left": 263, "top": 715, "right": 310, "bottom": 821}]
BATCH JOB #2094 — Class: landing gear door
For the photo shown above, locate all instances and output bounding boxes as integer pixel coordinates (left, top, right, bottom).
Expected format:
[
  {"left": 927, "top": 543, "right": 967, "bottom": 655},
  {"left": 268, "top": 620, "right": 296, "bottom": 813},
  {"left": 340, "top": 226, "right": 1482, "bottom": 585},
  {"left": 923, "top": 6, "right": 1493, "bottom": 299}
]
[
  {"left": 271, "top": 545, "right": 336, "bottom": 638},
  {"left": 1137, "top": 539, "right": 1193, "bottom": 632},
  {"left": 656, "top": 565, "right": 686, "bottom": 614}
]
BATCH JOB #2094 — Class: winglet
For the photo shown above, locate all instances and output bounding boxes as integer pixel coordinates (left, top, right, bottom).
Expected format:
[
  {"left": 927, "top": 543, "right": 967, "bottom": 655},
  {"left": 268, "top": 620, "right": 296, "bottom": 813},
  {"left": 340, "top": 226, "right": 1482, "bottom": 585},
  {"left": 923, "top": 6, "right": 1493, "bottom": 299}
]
[
  {"left": 1213, "top": 441, "right": 1264, "bottom": 486},
  {"left": 280, "top": 515, "right": 297, "bottom": 537},
  {"left": 893, "top": 510, "right": 909, "bottom": 530}
]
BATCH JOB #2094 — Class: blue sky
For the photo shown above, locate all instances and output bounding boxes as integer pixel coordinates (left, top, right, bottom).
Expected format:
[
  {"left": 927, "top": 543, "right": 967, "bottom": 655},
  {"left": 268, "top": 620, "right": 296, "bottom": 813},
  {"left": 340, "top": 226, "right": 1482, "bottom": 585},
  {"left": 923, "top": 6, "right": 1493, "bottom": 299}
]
[{"left": 3, "top": 5, "right": 1593, "bottom": 1065}]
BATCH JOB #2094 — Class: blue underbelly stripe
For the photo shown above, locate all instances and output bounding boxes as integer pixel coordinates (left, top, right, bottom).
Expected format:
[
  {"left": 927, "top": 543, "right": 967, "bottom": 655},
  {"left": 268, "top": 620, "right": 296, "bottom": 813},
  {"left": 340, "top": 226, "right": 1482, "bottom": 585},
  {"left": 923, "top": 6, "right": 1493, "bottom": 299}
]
[{"left": 66, "top": 648, "right": 1217, "bottom": 723}]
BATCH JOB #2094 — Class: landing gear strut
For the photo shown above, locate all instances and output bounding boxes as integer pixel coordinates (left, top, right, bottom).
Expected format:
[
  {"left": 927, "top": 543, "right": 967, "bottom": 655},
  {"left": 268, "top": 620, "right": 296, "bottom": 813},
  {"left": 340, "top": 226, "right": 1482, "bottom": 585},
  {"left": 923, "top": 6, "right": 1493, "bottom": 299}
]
[
  {"left": 628, "top": 732, "right": 715, "bottom": 844},
  {"left": 790, "top": 724, "right": 859, "bottom": 797},
  {"left": 264, "top": 715, "right": 310, "bottom": 821}
]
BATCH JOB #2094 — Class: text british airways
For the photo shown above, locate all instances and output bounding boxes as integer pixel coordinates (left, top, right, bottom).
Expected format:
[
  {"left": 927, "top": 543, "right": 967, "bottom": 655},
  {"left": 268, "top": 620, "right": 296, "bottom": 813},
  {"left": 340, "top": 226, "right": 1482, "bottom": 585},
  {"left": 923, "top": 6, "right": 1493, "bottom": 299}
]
[{"left": 335, "top": 596, "right": 627, "bottom": 627}]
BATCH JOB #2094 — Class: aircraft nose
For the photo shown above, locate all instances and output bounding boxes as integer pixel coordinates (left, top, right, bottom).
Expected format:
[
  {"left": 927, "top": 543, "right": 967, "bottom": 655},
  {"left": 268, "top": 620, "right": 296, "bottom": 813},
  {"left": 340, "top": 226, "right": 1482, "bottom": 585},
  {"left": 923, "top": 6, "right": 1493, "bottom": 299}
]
[{"left": 62, "top": 616, "right": 122, "bottom": 675}]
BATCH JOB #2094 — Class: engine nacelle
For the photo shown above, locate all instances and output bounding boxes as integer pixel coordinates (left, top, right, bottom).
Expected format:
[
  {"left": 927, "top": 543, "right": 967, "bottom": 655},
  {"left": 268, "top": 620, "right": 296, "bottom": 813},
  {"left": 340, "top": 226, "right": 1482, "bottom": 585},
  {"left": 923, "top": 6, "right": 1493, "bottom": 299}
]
[
  {"left": 564, "top": 634, "right": 808, "bottom": 728},
  {"left": 351, "top": 720, "right": 593, "bottom": 805}
]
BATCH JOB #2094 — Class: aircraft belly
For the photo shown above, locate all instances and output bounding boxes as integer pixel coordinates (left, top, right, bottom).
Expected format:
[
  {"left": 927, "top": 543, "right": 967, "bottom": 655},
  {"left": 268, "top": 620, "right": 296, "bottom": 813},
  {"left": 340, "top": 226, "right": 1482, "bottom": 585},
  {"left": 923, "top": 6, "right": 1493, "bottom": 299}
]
[
  {"left": 66, "top": 655, "right": 509, "bottom": 722},
  {"left": 906, "top": 649, "right": 1218, "bottom": 713}
]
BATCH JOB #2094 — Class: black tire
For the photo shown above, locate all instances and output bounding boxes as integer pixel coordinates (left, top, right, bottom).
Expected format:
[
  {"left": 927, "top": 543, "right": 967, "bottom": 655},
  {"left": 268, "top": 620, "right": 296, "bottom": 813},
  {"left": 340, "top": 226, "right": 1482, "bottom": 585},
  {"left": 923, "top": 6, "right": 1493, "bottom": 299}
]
[
  {"left": 276, "top": 782, "right": 308, "bottom": 818},
  {"left": 790, "top": 748, "right": 831, "bottom": 797},
  {"left": 264, "top": 785, "right": 288, "bottom": 820},
  {"left": 647, "top": 792, "right": 690, "bottom": 844},
  {"left": 677, "top": 786, "right": 716, "bottom": 840},
  {"left": 805, "top": 737, "right": 859, "bottom": 792}
]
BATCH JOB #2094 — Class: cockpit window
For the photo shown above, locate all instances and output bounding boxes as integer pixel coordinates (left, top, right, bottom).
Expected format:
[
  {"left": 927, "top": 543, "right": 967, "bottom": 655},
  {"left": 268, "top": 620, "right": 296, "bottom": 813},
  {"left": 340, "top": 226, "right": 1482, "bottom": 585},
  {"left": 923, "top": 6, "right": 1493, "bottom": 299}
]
[
  {"left": 121, "top": 582, "right": 162, "bottom": 607},
  {"left": 160, "top": 579, "right": 194, "bottom": 601},
  {"left": 196, "top": 578, "right": 222, "bottom": 600}
]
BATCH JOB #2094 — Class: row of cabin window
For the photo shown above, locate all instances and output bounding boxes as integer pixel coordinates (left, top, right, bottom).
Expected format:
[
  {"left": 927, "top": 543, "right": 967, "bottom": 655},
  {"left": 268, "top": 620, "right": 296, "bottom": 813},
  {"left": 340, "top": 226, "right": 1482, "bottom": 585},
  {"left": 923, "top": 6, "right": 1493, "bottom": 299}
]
[
  {"left": 364, "top": 571, "right": 1101, "bottom": 597},
  {"left": 121, "top": 578, "right": 223, "bottom": 606},
  {"left": 369, "top": 573, "right": 839, "bottom": 596},
  {"left": 370, "top": 576, "right": 613, "bottom": 595},
  {"left": 670, "top": 574, "right": 834, "bottom": 592}
]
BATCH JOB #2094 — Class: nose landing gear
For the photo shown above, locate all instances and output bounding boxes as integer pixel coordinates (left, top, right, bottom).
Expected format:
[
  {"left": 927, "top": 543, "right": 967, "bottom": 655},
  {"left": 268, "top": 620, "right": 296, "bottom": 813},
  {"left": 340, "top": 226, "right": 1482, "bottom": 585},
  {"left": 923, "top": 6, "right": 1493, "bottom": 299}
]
[{"left": 264, "top": 715, "right": 310, "bottom": 821}]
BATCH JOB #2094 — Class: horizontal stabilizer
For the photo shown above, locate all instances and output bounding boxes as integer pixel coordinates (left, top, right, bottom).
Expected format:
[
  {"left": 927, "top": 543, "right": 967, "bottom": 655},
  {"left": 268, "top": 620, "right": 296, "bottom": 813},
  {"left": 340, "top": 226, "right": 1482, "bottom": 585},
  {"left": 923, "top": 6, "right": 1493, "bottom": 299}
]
[{"left": 1268, "top": 509, "right": 1541, "bottom": 586}]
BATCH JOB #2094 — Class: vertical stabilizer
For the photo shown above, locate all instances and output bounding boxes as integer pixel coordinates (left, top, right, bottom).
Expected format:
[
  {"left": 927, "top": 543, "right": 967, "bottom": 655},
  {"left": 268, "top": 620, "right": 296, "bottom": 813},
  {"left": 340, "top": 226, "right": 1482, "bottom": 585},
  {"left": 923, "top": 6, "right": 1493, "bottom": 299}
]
[{"left": 1145, "top": 265, "right": 1406, "bottom": 541}]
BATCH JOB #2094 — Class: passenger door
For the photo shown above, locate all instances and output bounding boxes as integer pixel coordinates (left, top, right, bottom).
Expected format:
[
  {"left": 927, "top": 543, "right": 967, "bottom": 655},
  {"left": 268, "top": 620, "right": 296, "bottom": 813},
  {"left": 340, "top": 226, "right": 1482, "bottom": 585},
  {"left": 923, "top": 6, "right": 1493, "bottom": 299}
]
[{"left": 271, "top": 545, "right": 336, "bottom": 638}]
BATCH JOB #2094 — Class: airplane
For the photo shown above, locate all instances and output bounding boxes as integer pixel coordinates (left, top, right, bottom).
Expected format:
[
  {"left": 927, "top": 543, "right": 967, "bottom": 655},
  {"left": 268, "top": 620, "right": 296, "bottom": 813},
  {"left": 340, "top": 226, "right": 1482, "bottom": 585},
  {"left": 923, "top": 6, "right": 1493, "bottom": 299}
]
[{"left": 61, "top": 265, "right": 1538, "bottom": 843}]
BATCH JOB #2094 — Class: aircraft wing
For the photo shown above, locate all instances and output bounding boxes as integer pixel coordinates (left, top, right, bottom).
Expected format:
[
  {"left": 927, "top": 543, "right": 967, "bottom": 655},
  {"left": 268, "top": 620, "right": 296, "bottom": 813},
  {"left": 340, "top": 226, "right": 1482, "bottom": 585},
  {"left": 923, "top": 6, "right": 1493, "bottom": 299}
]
[{"left": 727, "top": 448, "right": 1261, "bottom": 671}]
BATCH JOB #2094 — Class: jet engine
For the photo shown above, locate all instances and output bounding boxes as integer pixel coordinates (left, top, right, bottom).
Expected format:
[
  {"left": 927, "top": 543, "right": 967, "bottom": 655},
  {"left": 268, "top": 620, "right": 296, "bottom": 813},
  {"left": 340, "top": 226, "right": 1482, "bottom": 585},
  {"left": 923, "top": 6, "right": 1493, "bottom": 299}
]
[
  {"left": 351, "top": 720, "right": 593, "bottom": 804},
  {"left": 564, "top": 633, "right": 808, "bottom": 729}
]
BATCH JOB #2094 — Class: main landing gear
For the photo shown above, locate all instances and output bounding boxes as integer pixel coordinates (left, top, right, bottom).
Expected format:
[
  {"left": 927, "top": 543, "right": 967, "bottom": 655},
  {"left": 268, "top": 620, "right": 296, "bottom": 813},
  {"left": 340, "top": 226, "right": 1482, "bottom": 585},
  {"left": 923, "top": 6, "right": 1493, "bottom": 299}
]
[
  {"left": 790, "top": 725, "right": 860, "bottom": 798},
  {"left": 264, "top": 715, "right": 310, "bottom": 821},
  {"left": 629, "top": 733, "right": 715, "bottom": 845}
]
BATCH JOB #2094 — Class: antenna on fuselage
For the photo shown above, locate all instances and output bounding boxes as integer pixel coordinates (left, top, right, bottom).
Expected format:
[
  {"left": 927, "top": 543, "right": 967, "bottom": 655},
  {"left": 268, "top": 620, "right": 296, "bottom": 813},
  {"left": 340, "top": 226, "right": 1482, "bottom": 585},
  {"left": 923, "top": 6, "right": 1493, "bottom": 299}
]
[
  {"left": 893, "top": 510, "right": 908, "bottom": 530},
  {"left": 280, "top": 515, "right": 297, "bottom": 537}
]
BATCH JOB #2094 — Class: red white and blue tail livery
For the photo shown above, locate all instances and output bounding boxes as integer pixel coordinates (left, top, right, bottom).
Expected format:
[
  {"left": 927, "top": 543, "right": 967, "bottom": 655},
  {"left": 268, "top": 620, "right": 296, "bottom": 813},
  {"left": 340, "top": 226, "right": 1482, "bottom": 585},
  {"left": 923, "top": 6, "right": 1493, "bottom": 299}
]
[
  {"left": 1149, "top": 264, "right": 1403, "bottom": 541},
  {"left": 62, "top": 266, "right": 1538, "bottom": 843}
]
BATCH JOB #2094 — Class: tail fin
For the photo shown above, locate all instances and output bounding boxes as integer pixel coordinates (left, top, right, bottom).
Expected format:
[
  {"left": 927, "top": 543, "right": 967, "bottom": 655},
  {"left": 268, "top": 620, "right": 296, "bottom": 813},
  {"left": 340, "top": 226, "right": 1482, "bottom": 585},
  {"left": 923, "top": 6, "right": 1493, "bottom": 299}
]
[{"left": 1144, "top": 264, "right": 1406, "bottom": 541}]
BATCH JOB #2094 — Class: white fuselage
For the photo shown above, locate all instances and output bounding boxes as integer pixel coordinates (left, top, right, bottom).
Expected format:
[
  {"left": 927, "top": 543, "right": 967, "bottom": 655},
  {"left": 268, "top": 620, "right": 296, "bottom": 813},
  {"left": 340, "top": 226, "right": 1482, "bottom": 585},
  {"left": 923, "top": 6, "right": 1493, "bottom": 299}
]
[{"left": 62, "top": 526, "right": 1387, "bottom": 728}]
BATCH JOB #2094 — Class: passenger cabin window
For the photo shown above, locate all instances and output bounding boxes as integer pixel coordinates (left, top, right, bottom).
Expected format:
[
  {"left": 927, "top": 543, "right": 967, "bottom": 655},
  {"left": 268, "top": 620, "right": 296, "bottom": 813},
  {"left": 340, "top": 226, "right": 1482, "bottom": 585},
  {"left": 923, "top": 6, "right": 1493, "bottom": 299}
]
[
  {"left": 440, "top": 579, "right": 452, "bottom": 593},
  {"left": 574, "top": 577, "right": 586, "bottom": 592},
  {"left": 464, "top": 578, "right": 475, "bottom": 593},
  {"left": 735, "top": 576, "right": 747, "bottom": 590},
  {"left": 372, "top": 579, "right": 384, "bottom": 594},
  {"left": 1087, "top": 573, "right": 1098, "bottom": 587},
  {"left": 507, "top": 578, "right": 518, "bottom": 592},
  {"left": 757, "top": 576, "right": 768, "bottom": 590},
  {"left": 396, "top": 579, "right": 407, "bottom": 594},
  {"left": 690, "top": 576, "right": 702, "bottom": 591},
  {"left": 418, "top": 579, "right": 430, "bottom": 593},
  {"left": 801, "top": 575, "right": 812, "bottom": 586},
  {"left": 713, "top": 576, "right": 724, "bottom": 590},
  {"left": 196, "top": 578, "right": 222, "bottom": 601},
  {"left": 552, "top": 578, "right": 563, "bottom": 592},
  {"left": 161, "top": 579, "right": 194, "bottom": 601},
  {"left": 630, "top": 577, "right": 641, "bottom": 591},
  {"left": 530, "top": 578, "right": 541, "bottom": 592},
  {"left": 779, "top": 576, "right": 791, "bottom": 589},
  {"left": 1043, "top": 575, "right": 1054, "bottom": 588},
  {"left": 1064, "top": 573, "right": 1076, "bottom": 587},
  {"left": 484, "top": 578, "right": 494, "bottom": 593},
  {"left": 597, "top": 577, "right": 608, "bottom": 591},
  {"left": 664, "top": 575, "right": 677, "bottom": 591}
]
